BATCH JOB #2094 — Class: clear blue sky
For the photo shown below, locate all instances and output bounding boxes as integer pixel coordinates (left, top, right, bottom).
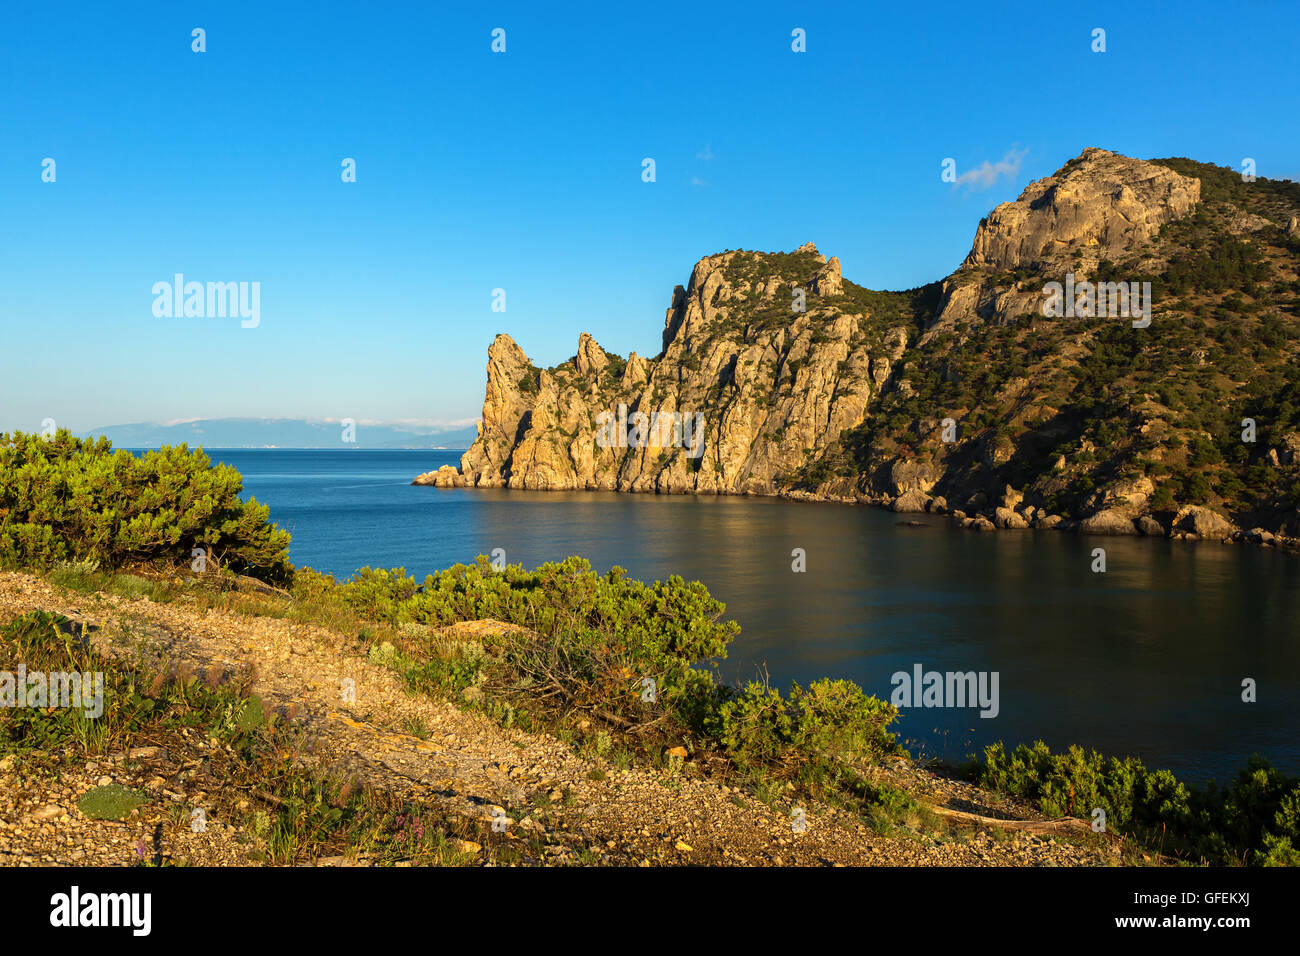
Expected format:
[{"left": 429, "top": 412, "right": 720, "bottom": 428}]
[{"left": 3, "top": 0, "right": 1297, "bottom": 433}]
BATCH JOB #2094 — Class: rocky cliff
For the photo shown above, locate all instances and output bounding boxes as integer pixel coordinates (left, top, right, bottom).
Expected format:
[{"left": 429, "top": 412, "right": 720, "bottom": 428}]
[
  {"left": 418, "top": 148, "right": 1300, "bottom": 545},
  {"left": 436, "top": 242, "right": 892, "bottom": 496}
]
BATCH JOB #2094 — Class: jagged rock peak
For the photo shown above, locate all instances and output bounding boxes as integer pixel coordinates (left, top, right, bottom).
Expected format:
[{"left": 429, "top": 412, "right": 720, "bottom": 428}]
[
  {"left": 810, "top": 256, "right": 842, "bottom": 296},
  {"left": 575, "top": 332, "right": 609, "bottom": 375},
  {"left": 622, "top": 351, "right": 648, "bottom": 387},
  {"left": 687, "top": 252, "right": 734, "bottom": 293},
  {"left": 965, "top": 147, "right": 1201, "bottom": 271},
  {"left": 684, "top": 242, "right": 834, "bottom": 294},
  {"left": 796, "top": 241, "right": 828, "bottom": 264},
  {"left": 488, "top": 332, "right": 529, "bottom": 362}
]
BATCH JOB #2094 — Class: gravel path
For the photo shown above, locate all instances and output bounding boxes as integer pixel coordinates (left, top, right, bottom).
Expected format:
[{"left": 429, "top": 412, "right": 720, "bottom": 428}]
[{"left": 0, "top": 571, "right": 1129, "bottom": 867}]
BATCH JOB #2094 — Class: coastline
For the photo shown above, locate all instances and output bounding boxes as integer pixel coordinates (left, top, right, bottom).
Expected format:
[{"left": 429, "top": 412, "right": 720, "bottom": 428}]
[{"left": 413, "top": 466, "right": 1300, "bottom": 554}]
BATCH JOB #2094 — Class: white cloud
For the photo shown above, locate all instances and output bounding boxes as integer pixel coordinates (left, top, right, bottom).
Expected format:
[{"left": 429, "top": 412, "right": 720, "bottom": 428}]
[
  {"left": 955, "top": 147, "right": 1028, "bottom": 191},
  {"left": 696, "top": 144, "right": 715, "bottom": 161}
]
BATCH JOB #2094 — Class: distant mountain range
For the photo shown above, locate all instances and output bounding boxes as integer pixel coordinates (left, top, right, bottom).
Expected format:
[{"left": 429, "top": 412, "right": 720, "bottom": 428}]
[{"left": 85, "top": 418, "right": 478, "bottom": 449}]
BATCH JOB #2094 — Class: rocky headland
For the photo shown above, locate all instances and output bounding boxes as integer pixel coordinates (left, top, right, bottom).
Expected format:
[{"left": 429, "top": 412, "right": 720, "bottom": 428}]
[{"left": 417, "top": 148, "right": 1300, "bottom": 549}]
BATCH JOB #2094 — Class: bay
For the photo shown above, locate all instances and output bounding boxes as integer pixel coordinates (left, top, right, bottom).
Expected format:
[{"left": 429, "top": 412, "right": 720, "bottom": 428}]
[{"left": 206, "top": 447, "right": 1300, "bottom": 783}]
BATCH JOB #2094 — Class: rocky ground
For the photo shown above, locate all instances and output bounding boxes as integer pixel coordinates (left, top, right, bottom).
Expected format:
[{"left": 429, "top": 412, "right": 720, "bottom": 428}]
[{"left": 0, "top": 570, "right": 1136, "bottom": 867}]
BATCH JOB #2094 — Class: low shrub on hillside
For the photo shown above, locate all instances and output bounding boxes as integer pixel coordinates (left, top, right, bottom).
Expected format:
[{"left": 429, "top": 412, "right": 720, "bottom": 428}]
[
  {"left": 0, "top": 610, "right": 265, "bottom": 759},
  {"left": 293, "top": 557, "right": 902, "bottom": 788},
  {"left": 707, "top": 678, "right": 901, "bottom": 780},
  {"left": 981, "top": 740, "right": 1300, "bottom": 866},
  {"left": 0, "top": 430, "right": 291, "bottom": 585}
]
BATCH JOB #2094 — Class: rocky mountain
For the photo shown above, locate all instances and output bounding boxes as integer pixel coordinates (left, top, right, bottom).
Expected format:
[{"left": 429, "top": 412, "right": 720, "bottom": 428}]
[{"left": 417, "top": 148, "right": 1300, "bottom": 545}]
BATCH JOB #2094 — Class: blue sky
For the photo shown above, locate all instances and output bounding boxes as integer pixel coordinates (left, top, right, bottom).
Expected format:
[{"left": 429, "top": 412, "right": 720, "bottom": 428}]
[{"left": 3, "top": 0, "right": 1297, "bottom": 434}]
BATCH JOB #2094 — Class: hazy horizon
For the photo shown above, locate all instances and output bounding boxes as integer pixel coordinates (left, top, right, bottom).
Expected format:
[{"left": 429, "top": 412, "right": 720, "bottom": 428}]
[{"left": 59, "top": 416, "right": 480, "bottom": 449}]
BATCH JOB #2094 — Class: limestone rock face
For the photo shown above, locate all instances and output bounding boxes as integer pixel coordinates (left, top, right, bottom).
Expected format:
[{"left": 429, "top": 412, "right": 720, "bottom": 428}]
[
  {"left": 889, "top": 459, "right": 938, "bottom": 495},
  {"left": 796, "top": 241, "right": 827, "bottom": 264},
  {"left": 417, "top": 147, "right": 1299, "bottom": 548},
  {"left": 810, "top": 257, "right": 842, "bottom": 297},
  {"left": 1174, "top": 506, "right": 1235, "bottom": 539},
  {"left": 574, "top": 332, "right": 609, "bottom": 376},
  {"left": 1277, "top": 431, "right": 1300, "bottom": 465},
  {"left": 965, "top": 148, "right": 1201, "bottom": 272},
  {"left": 1137, "top": 515, "right": 1165, "bottom": 537},
  {"left": 1087, "top": 476, "right": 1155, "bottom": 517},
  {"left": 929, "top": 147, "right": 1201, "bottom": 334},
  {"left": 457, "top": 334, "right": 536, "bottom": 489},
  {"left": 1079, "top": 509, "right": 1137, "bottom": 535},
  {"left": 412, "top": 465, "right": 463, "bottom": 488},
  {"left": 448, "top": 245, "right": 876, "bottom": 495},
  {"left": 622, "top": 352, "right": 648, "bottom": 388},
  {"left": 994, "top": 507, "right": 1029, "bottom": 529},
  {"left": 892, "top": 489, "right": 931, "bottom": 513}
]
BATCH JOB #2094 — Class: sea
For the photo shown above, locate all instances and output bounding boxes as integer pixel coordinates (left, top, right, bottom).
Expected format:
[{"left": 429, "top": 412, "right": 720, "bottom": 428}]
[{"left": 195, "top": 447, "right": 1299, "bottom": 783}]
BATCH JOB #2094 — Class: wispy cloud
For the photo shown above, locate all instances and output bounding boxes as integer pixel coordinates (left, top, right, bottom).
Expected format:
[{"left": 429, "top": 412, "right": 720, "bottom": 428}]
[
  {"left": 690, "top": 176, "right": 707, "bottom": 187},
  {"left": 696, "top": 143, "right": 715, "bottom": 161},
  {"left": 954, "top": 147, "right": 1028, "bottom": 191}
]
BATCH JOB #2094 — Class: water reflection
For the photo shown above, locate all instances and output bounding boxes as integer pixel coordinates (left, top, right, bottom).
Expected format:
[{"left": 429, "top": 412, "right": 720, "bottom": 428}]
[{"left": 217, "top": 450, "right": 1300, "bottom": 784}]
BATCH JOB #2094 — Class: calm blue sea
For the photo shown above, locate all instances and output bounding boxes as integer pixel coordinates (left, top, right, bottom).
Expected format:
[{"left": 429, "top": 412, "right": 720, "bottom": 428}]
[{"left": 197, "top": 448, "right": 1300, "bottom": 783}]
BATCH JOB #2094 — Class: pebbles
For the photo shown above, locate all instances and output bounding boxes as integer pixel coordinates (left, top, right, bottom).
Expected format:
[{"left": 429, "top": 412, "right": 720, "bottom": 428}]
[{"left": 0, "top": 569, "right": 1129, "bottom": 868}]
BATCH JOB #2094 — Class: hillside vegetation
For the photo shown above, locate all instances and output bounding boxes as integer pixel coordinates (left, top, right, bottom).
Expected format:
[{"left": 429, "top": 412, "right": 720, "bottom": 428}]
[
  {"left": 0, "top": 431, "right": 292, "bottom": 584},
  {"left": 812, "top": 156, "right": 1300, "bottom": 536},
  {"left": 3, "top": 439, "right": 1299, "bottom": 864}
]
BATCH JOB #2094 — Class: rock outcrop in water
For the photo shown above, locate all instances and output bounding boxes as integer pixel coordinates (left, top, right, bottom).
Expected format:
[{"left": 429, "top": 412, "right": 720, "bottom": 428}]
[
  {"left": 417, "top": 148, "right": 1300, "bottom": 549},
  {"left": 440, "top": 242, "right": 879, "bottom": 496}
]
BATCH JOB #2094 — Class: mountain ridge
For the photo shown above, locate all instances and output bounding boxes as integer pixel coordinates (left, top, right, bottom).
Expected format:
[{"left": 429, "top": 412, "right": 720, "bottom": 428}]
[{"left": 418, "top": 147, "right": 1300, "bottom": 547}]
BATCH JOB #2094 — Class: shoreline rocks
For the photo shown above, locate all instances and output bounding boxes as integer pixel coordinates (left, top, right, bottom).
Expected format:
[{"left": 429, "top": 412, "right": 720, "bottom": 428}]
[
  {"left": 412, "top": 465, "right": 464, "bottom": 488},
  {"left": 412, "top": 470, "right": 1293, "bottom": 552}
]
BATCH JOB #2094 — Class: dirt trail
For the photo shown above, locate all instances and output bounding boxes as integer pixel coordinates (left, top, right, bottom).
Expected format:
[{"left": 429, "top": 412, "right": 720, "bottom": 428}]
[{"left": 0, "top": 571, "right": 1123, "bottom": 867}]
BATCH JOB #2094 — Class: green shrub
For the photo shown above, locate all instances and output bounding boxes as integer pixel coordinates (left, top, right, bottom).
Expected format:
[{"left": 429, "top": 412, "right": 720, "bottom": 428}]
[
  {"left": 319, "top": 556, "right": 738, "bottom": 731},
  {"left": 981, "top": 741, "right": 1300, "bottom": 865},
  {"left": 709, "top": 678, "right": 900, "bottom": 778},
  {"left": 297, "top": 558, "right": 903, "bottom": 795},
  {"left": 234, "top": 695, "right": 266, "bottom": 733},
  {"left": 0, "top": 430, "right": 291, "bottom": 585}
]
